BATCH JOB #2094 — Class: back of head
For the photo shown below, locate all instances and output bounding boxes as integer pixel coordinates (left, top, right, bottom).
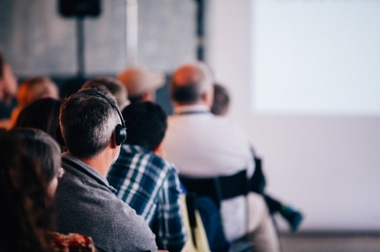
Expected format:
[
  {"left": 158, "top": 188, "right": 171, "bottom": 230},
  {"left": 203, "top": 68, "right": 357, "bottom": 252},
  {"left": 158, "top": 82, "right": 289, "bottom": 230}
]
[
  {"left": 9, "top": 128, "right": 61, "bottom": 184},
  {"left": 14, "top": 98, "right": 62, "bottom": 143},
  {"left": 83, "top": 77, "right": 129, "bottom": 110},
  {"left": 170, "top": 61, "right": 214, "bottom": 104},
  {"left": 122, "top": 101, "right": 167, "bottom": 151},
  {"left": 211, "top": 83, "right": 230, "bottom": 116},
  {"left": 17, "top": 76, "right": 59, "bottom": 108},
  {"left": 117, "top": 67, "right": 165, "bottom": 102},
  {"left": 0, "top": 131, "right": 52, "bottom": 251},
  {"left": 59, "top": 86, "right": 120, "bottom": 159}
]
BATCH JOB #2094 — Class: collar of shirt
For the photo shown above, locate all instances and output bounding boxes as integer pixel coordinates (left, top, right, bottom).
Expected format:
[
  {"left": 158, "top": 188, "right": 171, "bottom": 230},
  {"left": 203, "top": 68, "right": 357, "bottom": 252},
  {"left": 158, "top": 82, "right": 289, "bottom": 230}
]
[
  {"left": 62, "top": 153, "right": 117, "bottom": 193},
  {"left": 173, "top": 104, "right": 210, "bottom": 115},
  {"left": 121, "top": 144, "right": 151, "bottom": 155}
]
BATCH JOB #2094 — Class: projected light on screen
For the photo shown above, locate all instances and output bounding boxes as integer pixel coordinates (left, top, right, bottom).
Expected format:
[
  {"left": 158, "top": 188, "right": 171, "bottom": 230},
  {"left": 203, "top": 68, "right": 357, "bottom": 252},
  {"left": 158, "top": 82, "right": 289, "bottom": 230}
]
[{"left": 251, "top": 0, "right": 380, "bottom": 116}]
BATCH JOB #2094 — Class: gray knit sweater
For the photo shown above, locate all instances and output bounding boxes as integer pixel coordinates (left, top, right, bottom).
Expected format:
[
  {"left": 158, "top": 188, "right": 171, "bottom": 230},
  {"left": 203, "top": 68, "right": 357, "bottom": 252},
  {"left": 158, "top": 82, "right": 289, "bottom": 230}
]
[{"left": 55, "top": 153, "right": 157, "bottom": 252}]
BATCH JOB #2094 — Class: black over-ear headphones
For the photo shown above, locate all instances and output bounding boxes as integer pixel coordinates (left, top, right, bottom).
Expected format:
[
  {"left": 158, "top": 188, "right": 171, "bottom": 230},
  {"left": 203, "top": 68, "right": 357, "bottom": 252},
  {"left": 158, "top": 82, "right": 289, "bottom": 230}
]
[{"left": 79, "top": 89, "right": 127, "bottom": 146}]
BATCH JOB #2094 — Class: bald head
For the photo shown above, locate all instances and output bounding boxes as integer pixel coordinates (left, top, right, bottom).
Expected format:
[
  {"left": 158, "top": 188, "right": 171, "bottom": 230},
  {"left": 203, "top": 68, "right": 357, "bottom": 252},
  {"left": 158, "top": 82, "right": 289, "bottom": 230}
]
[{"left": 170, "top": 62, "right": 214, "bottom": 105}]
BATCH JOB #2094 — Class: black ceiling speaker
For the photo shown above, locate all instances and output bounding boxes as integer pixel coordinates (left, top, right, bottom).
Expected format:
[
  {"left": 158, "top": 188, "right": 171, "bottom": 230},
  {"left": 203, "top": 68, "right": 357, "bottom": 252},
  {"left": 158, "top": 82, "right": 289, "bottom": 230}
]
[{"left": 59, "top": 0, "right": 101, "bottom": 17}]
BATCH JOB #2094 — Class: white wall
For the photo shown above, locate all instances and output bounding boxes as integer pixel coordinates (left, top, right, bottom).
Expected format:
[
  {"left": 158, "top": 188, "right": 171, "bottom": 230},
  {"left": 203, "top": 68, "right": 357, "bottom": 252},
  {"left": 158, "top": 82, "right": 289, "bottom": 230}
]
[{"left": 206, "top": 0, "right": 380, "bottom": 232}]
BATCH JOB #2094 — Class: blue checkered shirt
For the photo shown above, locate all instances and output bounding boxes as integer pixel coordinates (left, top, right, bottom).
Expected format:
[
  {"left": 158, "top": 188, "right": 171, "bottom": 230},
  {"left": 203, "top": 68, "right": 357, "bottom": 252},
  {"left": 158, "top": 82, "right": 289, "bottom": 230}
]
[{"left": 107, "top": 144, "right": 187, "bottom": 252}]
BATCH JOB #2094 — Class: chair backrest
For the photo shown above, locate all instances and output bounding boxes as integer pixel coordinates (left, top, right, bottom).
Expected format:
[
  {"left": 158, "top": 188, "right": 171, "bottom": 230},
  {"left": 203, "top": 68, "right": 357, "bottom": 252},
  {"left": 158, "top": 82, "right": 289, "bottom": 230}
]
[
  {"left": 250, "top": 155, "right": 266, "bottom": 194},
  {"left": 180, "top": 170, "right": 254, "bottom": 252},
  {"left": 180, "top": 170, "right": 248, "bottom": 208}
]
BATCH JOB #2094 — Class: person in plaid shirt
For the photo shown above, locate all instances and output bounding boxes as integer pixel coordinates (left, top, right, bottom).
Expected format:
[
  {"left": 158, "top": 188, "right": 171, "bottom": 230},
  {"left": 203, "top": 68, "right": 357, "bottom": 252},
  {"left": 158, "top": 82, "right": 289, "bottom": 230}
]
[{"left": 107, "top": 101, "right": 186, "bottom": 252}]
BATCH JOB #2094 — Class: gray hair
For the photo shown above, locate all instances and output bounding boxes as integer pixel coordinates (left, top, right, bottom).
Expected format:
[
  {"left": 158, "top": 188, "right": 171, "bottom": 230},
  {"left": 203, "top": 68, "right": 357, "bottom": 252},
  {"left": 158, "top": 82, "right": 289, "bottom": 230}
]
[
  {"left": 59, "top": 86, "right": 120, "bottom": 159},
  {"left": 82, "top": 77, "right": 129, "bottom": 110},
  {"left": 170, "top": 61, "right": 214, "bottom": 104}
]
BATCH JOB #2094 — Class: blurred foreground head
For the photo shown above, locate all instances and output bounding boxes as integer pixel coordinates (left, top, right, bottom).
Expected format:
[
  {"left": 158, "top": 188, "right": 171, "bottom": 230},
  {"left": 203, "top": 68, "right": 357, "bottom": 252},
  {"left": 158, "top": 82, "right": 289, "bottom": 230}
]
[
  {"left": 0, "top": 131, "right": 55, "bottom": 251},
  {"left": 8, "top": 128, "right": 62, "bottom": 197}
]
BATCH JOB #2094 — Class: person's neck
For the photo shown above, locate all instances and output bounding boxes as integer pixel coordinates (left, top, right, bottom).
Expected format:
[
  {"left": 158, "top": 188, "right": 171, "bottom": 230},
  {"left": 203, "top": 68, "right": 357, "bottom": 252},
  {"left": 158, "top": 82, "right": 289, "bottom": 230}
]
[
  {"left": 173, "top": 100, "right": 206, "bottom": 108},
  {"left": 74, "top": 147, "right": 116, "bottom": 177}
]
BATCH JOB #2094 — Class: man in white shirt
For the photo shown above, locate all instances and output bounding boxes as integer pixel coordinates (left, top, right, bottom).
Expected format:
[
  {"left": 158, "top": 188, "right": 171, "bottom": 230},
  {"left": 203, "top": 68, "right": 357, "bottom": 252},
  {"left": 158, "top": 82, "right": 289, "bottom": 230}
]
[{"left": 162, "top": 62, "right": 280, "bottom": 252}]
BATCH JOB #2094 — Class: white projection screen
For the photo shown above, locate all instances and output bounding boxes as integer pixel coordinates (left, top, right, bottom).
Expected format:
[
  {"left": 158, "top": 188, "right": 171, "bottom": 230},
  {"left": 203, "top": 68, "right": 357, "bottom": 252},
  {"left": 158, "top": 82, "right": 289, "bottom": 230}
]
[{"left": 251, "top": 0, "right": 380, "bottom": 116}]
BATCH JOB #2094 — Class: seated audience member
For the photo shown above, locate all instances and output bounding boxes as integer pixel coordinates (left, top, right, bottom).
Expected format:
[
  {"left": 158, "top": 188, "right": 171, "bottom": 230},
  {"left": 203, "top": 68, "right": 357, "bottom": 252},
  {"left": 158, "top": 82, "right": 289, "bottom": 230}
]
[
  {"left": 11, "top": 76, "right": 59, "bottom": 127},
  {"left": 82, "top": 77, "right": 130, "bottom": 110},
  {"left": 0, "top": 129, "right": 96, "bottom": 251},
  {"left": 0, "top": 52, "right": 18, "bottom": 127},
  {"left": 9, "top": 129, "right": 97, "bottom": 250},
  {"left": 56, "top": 85, "right": 157, "bottom": 252},
  {"left": 211, "top": 83, "right": 303, "bottom": 232},
  {"left": 13, "top": 98, "right": 63, "bottom": 150},
  {"left": 107, "top": 101, "right": 186, "bottom": 252},
  {"left": 117, "top": 67, "right": 165, "bottom": 103},
  {"left": 162, "top": 62, "right": 280, "bottom": 252},
  {"left": 211, "top": 83, "right": 230, "bottom": 116},
  {"left": 0, "top": 132, "right": 52, "bottom": 251}
]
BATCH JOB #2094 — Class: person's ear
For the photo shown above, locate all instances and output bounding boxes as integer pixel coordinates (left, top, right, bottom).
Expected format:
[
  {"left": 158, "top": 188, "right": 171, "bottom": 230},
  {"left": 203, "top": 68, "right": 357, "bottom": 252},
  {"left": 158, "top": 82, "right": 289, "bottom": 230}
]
[{"left": 110, "top": 130, "right": 118, "bottom": 148}]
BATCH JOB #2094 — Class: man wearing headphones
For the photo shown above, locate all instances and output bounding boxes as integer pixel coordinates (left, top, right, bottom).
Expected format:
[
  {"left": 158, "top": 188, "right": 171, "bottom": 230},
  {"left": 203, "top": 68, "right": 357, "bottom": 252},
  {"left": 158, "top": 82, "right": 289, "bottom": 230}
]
[{"left": 55, "top": 85, "right": 157, "bottom": 252}]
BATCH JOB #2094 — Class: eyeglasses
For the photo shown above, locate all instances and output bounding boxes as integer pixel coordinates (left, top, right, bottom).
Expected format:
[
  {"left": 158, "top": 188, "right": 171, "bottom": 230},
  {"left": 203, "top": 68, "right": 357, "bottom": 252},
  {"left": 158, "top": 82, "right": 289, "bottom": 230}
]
[{"left": 57, "top": 167, "right": 65, "bottom": 179}]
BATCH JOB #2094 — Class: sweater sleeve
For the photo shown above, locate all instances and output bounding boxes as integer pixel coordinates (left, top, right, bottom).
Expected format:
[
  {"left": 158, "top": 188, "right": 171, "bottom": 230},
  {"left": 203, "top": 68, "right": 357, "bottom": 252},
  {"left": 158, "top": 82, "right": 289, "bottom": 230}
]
[{"left": 109, "top": 198, "right": 158, "bottom": 252}]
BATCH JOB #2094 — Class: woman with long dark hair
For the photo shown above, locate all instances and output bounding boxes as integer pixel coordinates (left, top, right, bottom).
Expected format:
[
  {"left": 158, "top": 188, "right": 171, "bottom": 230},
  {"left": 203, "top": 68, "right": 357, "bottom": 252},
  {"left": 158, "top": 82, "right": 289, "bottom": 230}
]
[
  {"left": 13, "top": 98, "right": 64, "bottom": 150},
  {"left": 0, "top": 132, "right": 53, "bottom": 251},
  {"left": 0, "top": 129, "right": 96, "bottom": 251}
]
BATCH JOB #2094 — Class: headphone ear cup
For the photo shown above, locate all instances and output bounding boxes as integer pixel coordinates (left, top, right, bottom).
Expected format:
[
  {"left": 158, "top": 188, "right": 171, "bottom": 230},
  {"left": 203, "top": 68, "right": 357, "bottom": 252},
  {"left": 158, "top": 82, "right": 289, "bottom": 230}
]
[{"left": 115, "top": 124, "right": 127, "bottom": 146}]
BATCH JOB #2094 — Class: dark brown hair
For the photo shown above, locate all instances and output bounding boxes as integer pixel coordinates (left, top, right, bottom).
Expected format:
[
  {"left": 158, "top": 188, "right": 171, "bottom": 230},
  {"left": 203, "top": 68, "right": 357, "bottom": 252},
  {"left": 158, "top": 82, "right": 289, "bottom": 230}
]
[
  {"left": 211, "top": 83, "right": 230, "bottom": 116},
  {"left": 9, "top": 128, "right": 61, "bottom": 184},
  {"left": 14, "top": 98, "right": 62, "bottom": 146},
  {"left": 0, "top": 132, "right": 53, "bottom": 251},
  {"left": 122, "top": 101, "right": 167, "bottom": 151}
]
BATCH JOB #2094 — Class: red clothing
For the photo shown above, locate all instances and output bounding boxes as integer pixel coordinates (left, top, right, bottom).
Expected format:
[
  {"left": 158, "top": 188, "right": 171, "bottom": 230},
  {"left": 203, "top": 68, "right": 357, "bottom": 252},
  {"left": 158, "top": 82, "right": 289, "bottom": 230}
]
[{"left": 49, "top": 232, "right": 97, "bottom": 252}]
